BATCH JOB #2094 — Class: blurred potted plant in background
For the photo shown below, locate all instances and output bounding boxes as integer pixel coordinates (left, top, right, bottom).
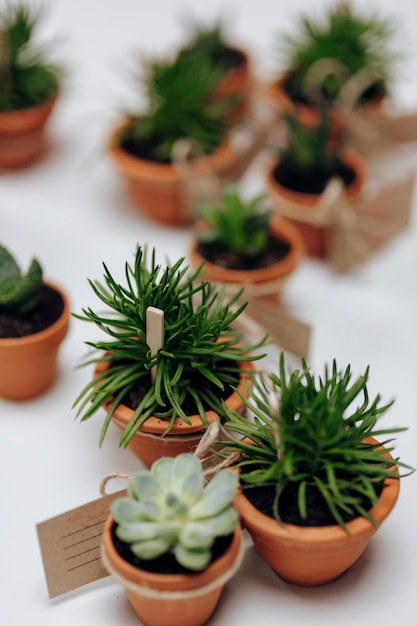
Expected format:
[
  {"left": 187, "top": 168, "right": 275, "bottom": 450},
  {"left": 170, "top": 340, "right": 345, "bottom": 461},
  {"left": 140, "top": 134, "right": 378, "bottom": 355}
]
[
  {"left": 0, "top": 244, "right": 70, "bottom": 400},
  {"left": 73, "top": 245, "right": 265, "bottom": 467},
  {"left": 0, "top": 2, "right": 62, "bottom": 169},
  {"left": 266, "top": 1, "right": 399, "bottom": 127},
  {"left": 190, "top": 184, "right": 303, "bottom": 302},
  {"left": 102, "top": 453, "right": 242, "bottom": 626},
  {"left": 109, "top": 24, "right": 260, "bottom": 226},
  {"left": 213, "top": 353, "right": 412, "bottom": 586},
  {"left": 266, "top": 110, "right": 367, "bottom": 257}
]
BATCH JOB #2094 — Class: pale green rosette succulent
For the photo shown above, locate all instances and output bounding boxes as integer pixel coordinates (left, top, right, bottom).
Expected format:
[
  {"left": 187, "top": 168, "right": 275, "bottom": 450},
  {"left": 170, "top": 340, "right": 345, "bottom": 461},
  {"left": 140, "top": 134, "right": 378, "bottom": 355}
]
[{"left": 111, "top": 453, "right": 239, "bottom": 571}]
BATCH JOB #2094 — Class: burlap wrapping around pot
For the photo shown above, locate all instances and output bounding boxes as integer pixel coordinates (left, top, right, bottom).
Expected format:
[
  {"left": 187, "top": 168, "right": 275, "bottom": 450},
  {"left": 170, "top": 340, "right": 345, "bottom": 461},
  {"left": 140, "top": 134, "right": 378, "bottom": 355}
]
[{"left": 271, "top": 173, "right": 414, "bottom": 273}]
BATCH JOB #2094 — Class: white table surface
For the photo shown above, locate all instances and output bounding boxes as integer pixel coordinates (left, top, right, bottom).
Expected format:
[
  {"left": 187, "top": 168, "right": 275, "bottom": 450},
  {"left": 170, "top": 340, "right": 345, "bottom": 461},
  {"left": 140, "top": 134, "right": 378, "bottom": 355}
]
[{"left": 1, "top": 1, "right": 416, "bottom": 624}]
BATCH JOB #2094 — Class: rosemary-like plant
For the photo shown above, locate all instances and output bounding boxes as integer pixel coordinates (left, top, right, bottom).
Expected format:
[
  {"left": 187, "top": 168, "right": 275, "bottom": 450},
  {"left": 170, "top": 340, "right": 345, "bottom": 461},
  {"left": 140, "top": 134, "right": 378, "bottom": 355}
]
[
  {"left": 0, "top": 244, "right": 43, "bottom": 313},
  {"left": 196, "top": 185, "right": 270, "bottom": 260},
  {"left": 73, "top": 246, "right": 265, "bottom": 446},
  {"left": 0, "top": 3, "right": 61, "bottom": 111},
  {"left": 121, "top": 40, "right": 234, "bottom": 162},
  {"left": 279, "top": 2, "right": 398, "bottom": 106},
  {"left": 215, "top": 352, "right": 410, "bottom": 528}
]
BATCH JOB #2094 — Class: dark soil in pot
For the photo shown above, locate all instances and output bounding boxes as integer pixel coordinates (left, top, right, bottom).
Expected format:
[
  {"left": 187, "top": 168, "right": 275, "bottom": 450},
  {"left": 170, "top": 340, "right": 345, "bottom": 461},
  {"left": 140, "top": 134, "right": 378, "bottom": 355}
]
[
  {"left": 242, "top": 479, "right": 384, "bottom": 527},
  {"left": 0, "top": 284, "right": 64, "bottom": 338},
  {"left": 272, "top": 159, "right": 356, "bottom": 195},
  {"left": 111, "top": 521, "right": 233, "bottom": 574},
  {"left": 196, "top": 233, "right": 290, "bottom": 271},
  {"left": 120, "top": 363, "right": 240, "bottom": 416}
]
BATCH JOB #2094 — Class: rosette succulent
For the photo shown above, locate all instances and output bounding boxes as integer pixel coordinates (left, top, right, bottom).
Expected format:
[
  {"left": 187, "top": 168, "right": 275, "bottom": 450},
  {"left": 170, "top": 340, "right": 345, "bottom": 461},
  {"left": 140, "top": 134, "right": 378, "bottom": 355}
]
[{"left": 111, "top": 453, "right": 239, "bottom": 571}]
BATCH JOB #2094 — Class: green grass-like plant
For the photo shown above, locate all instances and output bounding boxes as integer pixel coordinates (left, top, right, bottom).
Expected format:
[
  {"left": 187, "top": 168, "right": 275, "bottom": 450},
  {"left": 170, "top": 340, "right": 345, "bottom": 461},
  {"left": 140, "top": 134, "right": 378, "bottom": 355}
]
[
  {"left": 279, "top": 3, "right": 398, "bottom": 106},
  {"left": 111, "top": 453, "right": 239, "bottom": 571},
  {"left": 73, "top": 246, "right": 265, "bottom": 447},
  {"left": 0, "top": 244, "right": 43, "bottom": 313},
  {"left": 121, "top": 38, "right": 235, "bottom": 162},
  {"left": 277, "top": 111, "right": 339, "bottom": 189},
  {"left": 196, "top": 185, "right": 270, "bottom": 260},
  {"left": 0, "top": 3, "right": 61, "bottom": 111},
  {"left": 214, "top": 352, "right": 411, "bottom": 528}
]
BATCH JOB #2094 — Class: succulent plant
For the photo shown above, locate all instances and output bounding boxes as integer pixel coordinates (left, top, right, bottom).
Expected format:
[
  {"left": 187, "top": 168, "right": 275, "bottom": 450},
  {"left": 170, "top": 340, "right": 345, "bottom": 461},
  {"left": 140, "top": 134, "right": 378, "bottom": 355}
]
[
  {"left": 111, "top": 453, "right": 239, "bottom": 571},
  {"left": 196, "top": 184, "right": 271, "bottom": 260},
  {"left": 0, "top": 244, "right": 43, "bottom": 314},
  {"left": 214, "top": 352, "right": 411, "bottom": 528},
  {"left": 73, "top": 245, "right": 265, "bottom": 446},
  {"left": 0, "top": 3, "right": 61, "bottom": 112}
]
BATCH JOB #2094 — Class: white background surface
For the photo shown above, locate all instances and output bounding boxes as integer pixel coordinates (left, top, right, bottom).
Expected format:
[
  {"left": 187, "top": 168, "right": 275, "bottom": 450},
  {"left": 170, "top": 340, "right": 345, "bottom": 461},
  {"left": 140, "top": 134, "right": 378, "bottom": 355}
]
[{"left": 1, "top": 1, "right": 416, "bottom": 624}]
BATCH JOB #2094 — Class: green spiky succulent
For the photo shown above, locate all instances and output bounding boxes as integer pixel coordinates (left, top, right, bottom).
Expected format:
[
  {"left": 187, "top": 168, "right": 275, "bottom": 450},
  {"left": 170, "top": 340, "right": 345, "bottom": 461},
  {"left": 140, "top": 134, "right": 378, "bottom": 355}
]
[
  {"left": 0, "top": 3, "right": 61, "bottom": 111},
  {"left": 196, "top": 185, "right": 271, "bottom": 260},
  {"left": 214, "top": 352, "right": 411, "bottom": 528},
  {"left": 0, "top": 244, "right": 43, "bottom": 313},
  {"left": 111, "top": 453, "right": 239, "bottom": 571},
  {"left": 72, "top": 245, "right": 265, "bottom": 446},
  {"left": 279, "top": 2, "right": 398, "bottom": 106}
]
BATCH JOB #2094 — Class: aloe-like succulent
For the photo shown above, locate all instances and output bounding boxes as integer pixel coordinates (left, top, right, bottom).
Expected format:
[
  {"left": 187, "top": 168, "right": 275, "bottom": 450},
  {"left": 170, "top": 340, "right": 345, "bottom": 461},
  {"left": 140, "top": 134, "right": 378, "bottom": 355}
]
[
  {"left": 0, "top": 3, "right": 61, "bottom": 111},
  {"left": 197, "top": 184, "right": 271, "bottom": 260},
  {"left": 0, "top": 245, "right": 43, "bottom": 313},
  {"left": 111, "top": 453, "right": 239, "bottom": 571}
]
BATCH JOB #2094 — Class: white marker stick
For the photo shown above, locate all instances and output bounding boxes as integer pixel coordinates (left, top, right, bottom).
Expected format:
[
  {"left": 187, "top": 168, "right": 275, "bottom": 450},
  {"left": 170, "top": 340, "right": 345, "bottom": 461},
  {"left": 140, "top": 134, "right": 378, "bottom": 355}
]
[{"left": 146, "top": 306, "right": 164, "bottom": 383}]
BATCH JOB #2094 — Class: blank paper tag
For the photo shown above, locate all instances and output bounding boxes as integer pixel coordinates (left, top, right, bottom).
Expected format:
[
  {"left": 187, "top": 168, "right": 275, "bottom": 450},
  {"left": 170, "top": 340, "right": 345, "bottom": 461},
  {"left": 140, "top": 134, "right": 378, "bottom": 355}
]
[{"left": 36, "top": 490, "right": 125, "bottom": 599}]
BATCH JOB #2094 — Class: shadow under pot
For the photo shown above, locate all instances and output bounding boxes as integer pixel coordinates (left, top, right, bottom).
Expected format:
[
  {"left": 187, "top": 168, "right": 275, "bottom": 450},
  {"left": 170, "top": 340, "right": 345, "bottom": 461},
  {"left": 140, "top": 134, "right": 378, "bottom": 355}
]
[
  {"left": 0, "top": 281, "right": 70, "bottom": 400},
  {"left": 266, "top": 148, "right": 368, "bottom": 258}
]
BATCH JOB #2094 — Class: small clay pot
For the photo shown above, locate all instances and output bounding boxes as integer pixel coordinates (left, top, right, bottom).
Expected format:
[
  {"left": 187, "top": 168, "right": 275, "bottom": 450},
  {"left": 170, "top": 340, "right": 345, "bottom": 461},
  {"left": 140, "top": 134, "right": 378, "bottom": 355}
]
[
  {"left": 266, "top": 148, "right": 368, "bottom": 257},
  {"left": 102, "top": 515, "right": 243, "bottom": 626},
  {"left": 234, "top": 439, "right": 400, "bottom": 586},
  {"left": 189, "top": 214, "right": 304, "bottom": 301},
  {"left": 0, "top": 281, "right": 70, "bottom": 400},
  {"left": 0, "top": 96, "right": 57, "bottom": 170}
]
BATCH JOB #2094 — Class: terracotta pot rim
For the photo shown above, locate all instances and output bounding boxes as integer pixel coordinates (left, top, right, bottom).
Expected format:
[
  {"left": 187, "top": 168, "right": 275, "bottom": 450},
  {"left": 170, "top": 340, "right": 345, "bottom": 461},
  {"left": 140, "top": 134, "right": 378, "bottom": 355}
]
[
  {"left": 234, "top": 438, "right": 400, "bottom": 543},
  {"left": 191, "top": 214, "right": 304, "bottom": 285},
  {"left": 0, "top": 280, "right": 70, "bottom": 347},
  {"left": 102, "top": 514, "right": 242, "bottom": 591},
  {"left": 96, "top": 357, "right": 254, "bottom": 435},
  {"left": 108, "top": 120, "right": 236, "bottom": 184},
  {"left": 0, "top": 93, "right": 58, "bottom": 116},
  {"left": 266, "top": 147, "right": 368, "bottom": 209}
]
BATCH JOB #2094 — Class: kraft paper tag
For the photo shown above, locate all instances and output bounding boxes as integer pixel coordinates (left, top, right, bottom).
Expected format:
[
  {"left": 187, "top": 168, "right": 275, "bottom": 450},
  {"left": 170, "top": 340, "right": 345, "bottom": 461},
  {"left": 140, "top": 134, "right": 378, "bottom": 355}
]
[{"left": 36, "top": 490, "right": 125, "bottom": 599}]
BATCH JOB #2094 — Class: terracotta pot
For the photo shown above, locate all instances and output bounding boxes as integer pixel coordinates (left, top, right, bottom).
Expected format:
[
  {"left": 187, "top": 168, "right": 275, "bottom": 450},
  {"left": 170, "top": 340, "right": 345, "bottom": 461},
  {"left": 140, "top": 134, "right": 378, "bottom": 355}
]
[
  {"left": 211, "top": 47, "right": 253, "bottom": 123},
  {"left": 102, "top": 515, "right": 242, "bottom": 626},
  {"left": 0, "top": 281, "right": 70, "bottom": 400},
  {"left": 95, "top": 359, "right": 254, "bottom": 467},
  {"left": 0, "top": 96, "right": 57, "bottom": 170},
  {"left": 189, "top": 215, "right": 304, "bottom": 302},
  {"left": 266, "top": 148, "right": 368, "bottom": 257},
  {"left": 234, "top": 440, "right": 400, "bottom": 586},
  {"left": 108, "top": 121, "right": 259, "bottom": 227}
]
